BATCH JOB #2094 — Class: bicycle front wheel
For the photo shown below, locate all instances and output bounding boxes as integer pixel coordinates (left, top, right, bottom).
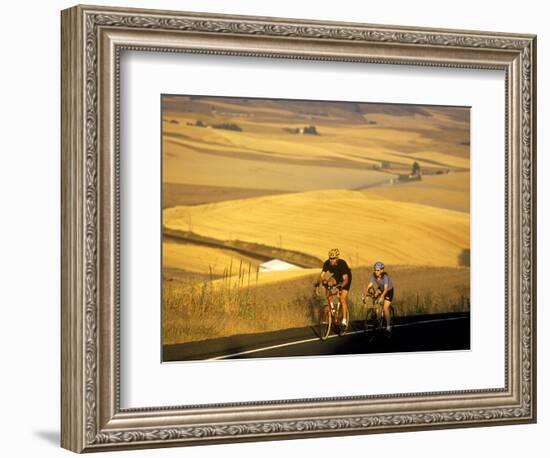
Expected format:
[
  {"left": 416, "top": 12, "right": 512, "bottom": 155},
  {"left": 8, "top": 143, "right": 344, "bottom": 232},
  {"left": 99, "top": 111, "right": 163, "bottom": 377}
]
[
  {"left": 364, "top": 307, "right": 378, "bottom": 331},
  {"left": 318, "top": 304, "right": 332, "bottom": 341},
  {"left": 385, "top": 305, "right": 396, "bottom": 332}
]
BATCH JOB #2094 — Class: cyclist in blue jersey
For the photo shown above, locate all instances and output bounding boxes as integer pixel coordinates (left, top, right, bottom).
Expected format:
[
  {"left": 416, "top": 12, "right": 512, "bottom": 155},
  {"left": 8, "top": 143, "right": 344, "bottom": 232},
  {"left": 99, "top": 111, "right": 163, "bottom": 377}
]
[{"left": 365, "top": 261, "right": 394, "bottom": 332}]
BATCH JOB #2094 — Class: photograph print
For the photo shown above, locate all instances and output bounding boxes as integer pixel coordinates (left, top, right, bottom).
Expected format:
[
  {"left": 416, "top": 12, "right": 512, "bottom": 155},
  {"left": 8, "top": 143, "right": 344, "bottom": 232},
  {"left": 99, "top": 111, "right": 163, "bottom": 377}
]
[{"left": 161, "top": 95, "right": 471, "bottom": 362}]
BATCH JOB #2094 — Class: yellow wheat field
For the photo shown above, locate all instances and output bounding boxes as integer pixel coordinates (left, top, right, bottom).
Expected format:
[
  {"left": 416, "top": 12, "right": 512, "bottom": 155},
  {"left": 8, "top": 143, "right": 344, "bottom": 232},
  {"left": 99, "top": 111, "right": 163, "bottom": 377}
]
[
  {"left": 364, "top": 172, "right": 470, "bottom": 212},
  {"left": 164, "top": 189, "right": 469, "bottom": 268},
  {"left": 163, "top": 240, "right": 261, "bottom": 276}
]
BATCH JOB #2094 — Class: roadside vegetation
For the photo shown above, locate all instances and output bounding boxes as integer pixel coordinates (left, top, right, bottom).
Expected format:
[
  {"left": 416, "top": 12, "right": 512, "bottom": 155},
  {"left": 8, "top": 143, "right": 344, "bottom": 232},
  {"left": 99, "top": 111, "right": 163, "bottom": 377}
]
[{"left": 163, "top": 264, "right": 470, "bottom": 345}]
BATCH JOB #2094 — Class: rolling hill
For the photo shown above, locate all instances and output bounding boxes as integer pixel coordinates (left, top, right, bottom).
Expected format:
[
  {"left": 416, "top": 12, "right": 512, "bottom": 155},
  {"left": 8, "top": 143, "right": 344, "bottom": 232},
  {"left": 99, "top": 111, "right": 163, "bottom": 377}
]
[
  {"left": 163, "top": 189, "right": 469, "bottom": 268},
  {"left": 162, "top": 96, "right": 470, "bottom": 194}
]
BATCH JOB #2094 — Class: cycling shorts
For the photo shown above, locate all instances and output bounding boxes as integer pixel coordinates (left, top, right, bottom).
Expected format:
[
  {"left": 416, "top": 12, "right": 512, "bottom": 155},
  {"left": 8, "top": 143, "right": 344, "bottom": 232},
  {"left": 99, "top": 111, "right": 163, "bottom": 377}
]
[{"left": 383, "top": 288, "right": 394, "bottom": 302}]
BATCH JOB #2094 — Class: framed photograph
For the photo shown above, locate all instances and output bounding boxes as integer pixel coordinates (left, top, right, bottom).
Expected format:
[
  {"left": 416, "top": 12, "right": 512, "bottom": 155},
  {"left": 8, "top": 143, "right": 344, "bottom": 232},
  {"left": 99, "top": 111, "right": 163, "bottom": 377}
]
[{"left": 61, "top": 4, "right": 537, "bottom": 453}]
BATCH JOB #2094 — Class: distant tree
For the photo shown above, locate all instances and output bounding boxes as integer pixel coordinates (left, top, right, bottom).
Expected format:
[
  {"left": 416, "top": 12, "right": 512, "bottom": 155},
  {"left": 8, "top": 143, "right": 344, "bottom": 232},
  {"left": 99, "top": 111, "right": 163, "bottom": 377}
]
[
  {"left": 212, "top": 123, "right": 242, "bottom": 132},
  {"left": 458, "top": 249, "right": 470, "bottom": 267}
]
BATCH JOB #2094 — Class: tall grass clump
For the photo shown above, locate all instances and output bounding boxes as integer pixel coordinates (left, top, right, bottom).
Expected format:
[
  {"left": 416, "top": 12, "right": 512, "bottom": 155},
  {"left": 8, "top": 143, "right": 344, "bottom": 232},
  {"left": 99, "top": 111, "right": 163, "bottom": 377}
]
[{"left": 163, "top": 261, "right": 313, "bottom": 345}]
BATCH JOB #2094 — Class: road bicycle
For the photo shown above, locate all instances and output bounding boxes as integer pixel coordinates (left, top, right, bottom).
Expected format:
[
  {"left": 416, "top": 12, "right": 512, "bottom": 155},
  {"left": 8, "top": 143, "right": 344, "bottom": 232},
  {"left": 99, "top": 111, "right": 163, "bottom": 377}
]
[
  {"left": 315, "top": 282, "right": 349, "bottom": 341},
  {"left": 363, "top": 286, "right": 395, "bottom": 338}
]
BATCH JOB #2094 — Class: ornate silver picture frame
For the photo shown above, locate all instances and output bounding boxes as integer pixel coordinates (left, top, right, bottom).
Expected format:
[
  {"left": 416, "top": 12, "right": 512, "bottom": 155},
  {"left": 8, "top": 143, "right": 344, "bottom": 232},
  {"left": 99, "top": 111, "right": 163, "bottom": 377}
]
[{"left": 61, "top": 4, "right": 536, "bottom": 453}]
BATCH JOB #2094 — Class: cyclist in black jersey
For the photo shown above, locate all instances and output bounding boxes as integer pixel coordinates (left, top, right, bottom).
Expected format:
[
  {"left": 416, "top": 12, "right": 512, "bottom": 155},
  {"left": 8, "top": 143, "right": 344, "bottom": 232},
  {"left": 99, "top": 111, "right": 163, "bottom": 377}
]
[{"left": 314, "top": 248, "right": 352, "bottom": 328}]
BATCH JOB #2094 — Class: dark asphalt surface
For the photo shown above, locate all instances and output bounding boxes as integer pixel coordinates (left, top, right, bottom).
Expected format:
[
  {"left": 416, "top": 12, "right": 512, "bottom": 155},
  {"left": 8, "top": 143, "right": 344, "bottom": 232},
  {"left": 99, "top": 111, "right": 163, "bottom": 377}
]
[{"left": 163, "top": 312, "right": 470, "bottom": 362}]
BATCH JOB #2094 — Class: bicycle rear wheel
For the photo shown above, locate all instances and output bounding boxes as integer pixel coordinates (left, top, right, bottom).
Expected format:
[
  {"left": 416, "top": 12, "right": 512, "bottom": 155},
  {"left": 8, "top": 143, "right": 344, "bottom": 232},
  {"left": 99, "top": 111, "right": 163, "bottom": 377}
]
[{"left": 318, "top": 304, "right": 332, "bottom": 341}]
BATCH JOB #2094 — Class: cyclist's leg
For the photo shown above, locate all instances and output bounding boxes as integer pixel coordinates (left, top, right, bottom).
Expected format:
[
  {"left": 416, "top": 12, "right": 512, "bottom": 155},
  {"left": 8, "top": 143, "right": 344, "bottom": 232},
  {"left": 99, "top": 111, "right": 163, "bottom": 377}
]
[
  {"left": 383, "top": 300, "right": 392, "bottom": 331},
  {"left": 340, "top": 289, "right": 349, "bottom": 326},
  {"left": 383, "top": 288, "right": 394, "bottom": 331}
]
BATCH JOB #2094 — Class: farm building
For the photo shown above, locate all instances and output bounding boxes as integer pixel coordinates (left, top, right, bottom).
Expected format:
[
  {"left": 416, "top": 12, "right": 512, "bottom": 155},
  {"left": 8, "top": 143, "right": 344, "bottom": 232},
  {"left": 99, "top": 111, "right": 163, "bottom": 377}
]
[{"left": 258, "top": 259, "right": 301, "bottom": 273}]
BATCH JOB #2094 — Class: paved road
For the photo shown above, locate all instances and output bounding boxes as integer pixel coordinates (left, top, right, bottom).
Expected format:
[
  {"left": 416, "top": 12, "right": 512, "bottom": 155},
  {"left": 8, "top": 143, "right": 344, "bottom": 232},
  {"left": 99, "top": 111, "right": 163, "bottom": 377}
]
[{"left": 163, "top": 312, "right": 470, "bottom": 362}]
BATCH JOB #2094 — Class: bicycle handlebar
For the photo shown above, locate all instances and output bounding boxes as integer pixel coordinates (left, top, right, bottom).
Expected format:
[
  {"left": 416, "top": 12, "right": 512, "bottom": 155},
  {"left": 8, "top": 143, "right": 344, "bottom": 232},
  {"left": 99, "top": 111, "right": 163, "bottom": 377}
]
[
  {"left": 314, "top": 281, "right": 343, "bottom": 294},
  {"left": 322, "top": 281, "right": 342, "bottom": 289},
  {"left": 362, "top": 287, "right": 381, "bottom": 304}
]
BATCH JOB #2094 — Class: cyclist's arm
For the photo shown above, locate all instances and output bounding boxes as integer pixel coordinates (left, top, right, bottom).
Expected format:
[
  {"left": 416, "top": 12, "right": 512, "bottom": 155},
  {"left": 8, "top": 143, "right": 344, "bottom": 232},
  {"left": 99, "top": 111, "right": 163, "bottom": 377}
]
[
  {"left": 314, "top": 270, "right": 328, "bottom": 287},
  {"left": 341, "top": 273, "right": 349, "bottom": 288},
  {"left": 364, "top": 281, "right": 374, "bottom": 296},
  {"left": 314, "top": 273, "right": 322, "bottom": 287}
]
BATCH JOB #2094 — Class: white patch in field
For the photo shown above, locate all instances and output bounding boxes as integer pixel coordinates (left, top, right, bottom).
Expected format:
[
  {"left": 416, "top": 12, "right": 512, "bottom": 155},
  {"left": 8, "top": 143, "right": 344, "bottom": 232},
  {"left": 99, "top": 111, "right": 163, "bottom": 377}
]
[{"left": 259, "top": 259, "right": 301, "bottom": 272}]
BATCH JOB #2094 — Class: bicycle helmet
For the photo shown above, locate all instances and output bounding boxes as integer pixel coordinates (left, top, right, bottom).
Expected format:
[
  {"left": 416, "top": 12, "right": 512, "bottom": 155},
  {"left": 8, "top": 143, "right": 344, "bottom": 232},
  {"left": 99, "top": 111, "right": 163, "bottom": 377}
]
[
  {"left": 328, "top": 248, "right": 340, "bottom": 258},
  {"left": 374, "top": 261, "right": 385, "bottom": 270}
]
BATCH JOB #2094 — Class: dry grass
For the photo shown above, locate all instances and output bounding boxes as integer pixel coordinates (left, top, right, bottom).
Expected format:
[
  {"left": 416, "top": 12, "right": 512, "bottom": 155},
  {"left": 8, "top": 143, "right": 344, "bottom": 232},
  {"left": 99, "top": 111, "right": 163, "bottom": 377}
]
[
  {"left": 163, "top": 261, "right": 314, "bottom": 345},
  {"left": 164, "top": 189, "right": 469, "bottom": 267},
  {"left": 162, "top": 264, "right": 470, "bottom": 345},
  {"left": 210, "top": 268, "right": 317, "bottom": 288}
]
